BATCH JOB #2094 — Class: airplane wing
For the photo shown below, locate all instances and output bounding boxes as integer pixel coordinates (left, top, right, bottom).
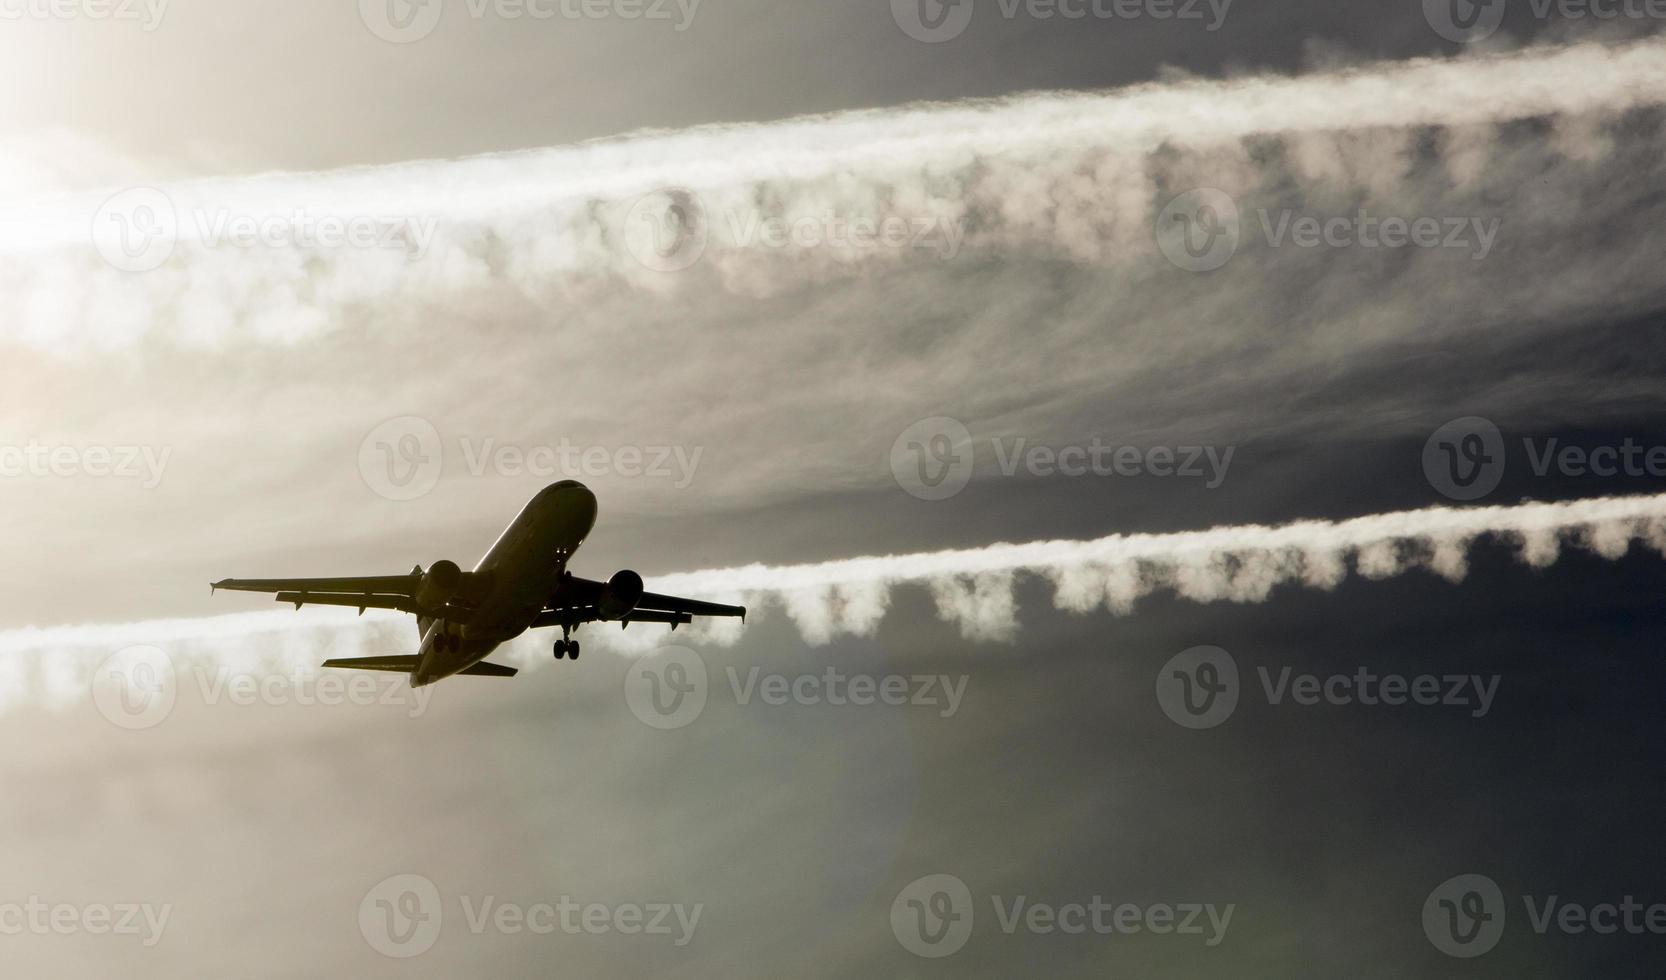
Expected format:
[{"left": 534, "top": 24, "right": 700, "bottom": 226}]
[
  {"left": 211, "top": 565, "right": 491, "bottom": 617},
  {"left": 535, "top": 574, "right": 747, "bottom": 630}
]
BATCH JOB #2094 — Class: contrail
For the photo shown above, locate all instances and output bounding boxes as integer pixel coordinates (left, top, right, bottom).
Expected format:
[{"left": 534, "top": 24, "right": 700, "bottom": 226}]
[
  {"left": 4, "top": 38, "right": 1666, "bottom": 349},
  {"left": 648, "top": 492, "right": 1666, "bottom": 644},
  {"left": 4, "top": 493, "right": 1664, "bottom": 714}
]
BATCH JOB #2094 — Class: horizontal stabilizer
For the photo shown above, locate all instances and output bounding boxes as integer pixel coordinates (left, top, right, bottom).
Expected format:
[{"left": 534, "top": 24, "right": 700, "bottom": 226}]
[
  {"left": 320, "top": 656, "right": 519, "bottom": 678},
  {"left": 320, "top": 656, "right": 419, "bottom": 673}
]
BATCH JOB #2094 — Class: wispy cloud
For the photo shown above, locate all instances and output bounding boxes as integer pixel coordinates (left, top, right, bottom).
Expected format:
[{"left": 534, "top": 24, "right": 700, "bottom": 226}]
[
  {"left": 3, "top": 38, "right": 1665, "bottom": 350},
  {"left": 7, "top": 38, "right": 1666, "bottom": 634}
]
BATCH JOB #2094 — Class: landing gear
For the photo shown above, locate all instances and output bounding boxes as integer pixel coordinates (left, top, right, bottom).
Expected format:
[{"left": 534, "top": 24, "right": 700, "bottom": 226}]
[{"left": 553, "top": 624, "right": 582, "bottom": 661}]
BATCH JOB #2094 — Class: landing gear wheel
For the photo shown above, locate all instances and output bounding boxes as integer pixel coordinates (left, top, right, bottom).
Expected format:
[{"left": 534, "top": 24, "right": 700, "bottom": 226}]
[
  {"left": 553, "top": 640, "right": 568, "bottom": 659},
  {"left": 568, "top": 642, "right": 581, "bottom": 661}
]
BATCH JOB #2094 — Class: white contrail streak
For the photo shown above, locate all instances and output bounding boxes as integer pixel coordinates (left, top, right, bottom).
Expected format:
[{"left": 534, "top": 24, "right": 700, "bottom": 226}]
[
  {"left": 4, "top": 493, "right": 1664, "bottom": 715},
  {"left": 4, "top": 39, "right": 1666, "bottom": 349},
  {"left": 649, "top": 492, "right": 1666, "bottom": 644}
]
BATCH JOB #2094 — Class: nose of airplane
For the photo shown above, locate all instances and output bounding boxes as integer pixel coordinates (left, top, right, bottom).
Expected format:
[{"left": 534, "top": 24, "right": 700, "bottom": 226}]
[{"left": 542, "top": 479, "right": 597, "bottom": 525}]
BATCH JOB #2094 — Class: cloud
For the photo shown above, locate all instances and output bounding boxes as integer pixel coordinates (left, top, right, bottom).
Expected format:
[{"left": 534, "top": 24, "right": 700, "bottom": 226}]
[
  {"left": 7, "top": 38, "right": 1666, "bottom": 632},
  {"left": 6, "top": 492, "right": 1664, "bottom": 714},
  {"left": 3, "top": 38, "right": 1666, "bottom": 351}
]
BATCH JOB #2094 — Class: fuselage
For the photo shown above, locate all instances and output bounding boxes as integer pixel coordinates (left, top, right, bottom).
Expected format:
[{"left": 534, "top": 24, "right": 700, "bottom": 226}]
[{"left": 411, "top": 480, "right": 597, "bottom": 686}]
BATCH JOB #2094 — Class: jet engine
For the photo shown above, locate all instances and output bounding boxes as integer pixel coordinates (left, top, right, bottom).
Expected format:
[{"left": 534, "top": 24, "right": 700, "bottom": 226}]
[
  {"left": 597, "top": 569, "right": 644, "bottom": 621},
  {"left": 415, "top": 560, "right": 463, "bottom": 609}
]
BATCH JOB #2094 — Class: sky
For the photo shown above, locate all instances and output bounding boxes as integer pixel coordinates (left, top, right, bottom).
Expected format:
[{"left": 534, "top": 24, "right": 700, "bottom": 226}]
[{"left": 3, "top": 1, "right": 1666, "bottom": 976}]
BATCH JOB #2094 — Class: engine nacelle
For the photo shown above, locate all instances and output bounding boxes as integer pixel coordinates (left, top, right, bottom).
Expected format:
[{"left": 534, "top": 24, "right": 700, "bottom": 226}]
[
  {"left": 598, "top": 569, "right": 644, "bottom": 621},
  {"left": 415, "top": 560, "right": 463, "bottom": 609}
]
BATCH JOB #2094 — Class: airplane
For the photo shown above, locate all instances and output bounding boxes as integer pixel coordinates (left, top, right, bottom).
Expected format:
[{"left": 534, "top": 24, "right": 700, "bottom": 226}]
[{"left": 210, "top": 480, "right": 745, "bottom": 687}]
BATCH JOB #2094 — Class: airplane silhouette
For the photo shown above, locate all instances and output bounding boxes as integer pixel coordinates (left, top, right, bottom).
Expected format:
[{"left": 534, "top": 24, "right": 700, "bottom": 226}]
[{"left": 212, "top": 481, "right": 744, "bottom": 686}]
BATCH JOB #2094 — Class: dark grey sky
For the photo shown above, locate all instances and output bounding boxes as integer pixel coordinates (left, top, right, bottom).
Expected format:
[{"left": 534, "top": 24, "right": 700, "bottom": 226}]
[
  {"left": 3, "top": 3, "right": 1666, "bottom": 978},
  {"left": 2, "top": 0, "right": 1650, "bottom": 176}
]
